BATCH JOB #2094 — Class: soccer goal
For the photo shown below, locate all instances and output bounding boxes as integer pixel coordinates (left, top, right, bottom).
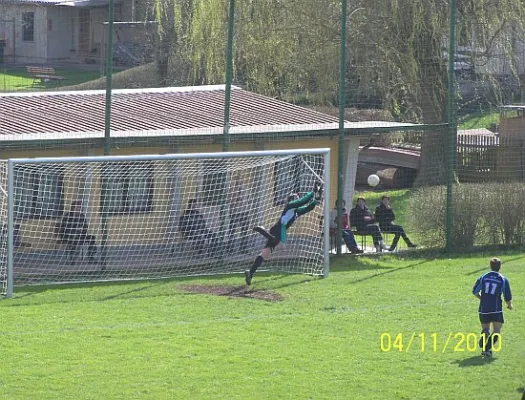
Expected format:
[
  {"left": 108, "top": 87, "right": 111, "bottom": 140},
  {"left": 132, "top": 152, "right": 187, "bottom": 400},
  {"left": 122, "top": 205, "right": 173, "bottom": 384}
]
[{"left": 0, "top": 149, "right": 330, "bottom": 297}]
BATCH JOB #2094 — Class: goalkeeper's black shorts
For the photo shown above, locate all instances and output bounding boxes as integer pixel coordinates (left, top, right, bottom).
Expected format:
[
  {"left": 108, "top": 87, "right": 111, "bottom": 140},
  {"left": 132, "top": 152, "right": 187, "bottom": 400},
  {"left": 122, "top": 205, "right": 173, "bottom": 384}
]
[{"left": 265, "top": 224, "right": 281, "bottom": 251}]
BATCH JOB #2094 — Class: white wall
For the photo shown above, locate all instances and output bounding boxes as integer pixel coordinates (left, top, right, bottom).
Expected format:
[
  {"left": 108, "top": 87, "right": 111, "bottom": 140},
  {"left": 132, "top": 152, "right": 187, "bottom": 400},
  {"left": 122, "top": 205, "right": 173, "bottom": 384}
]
[
  {"left": 0, "top": 10, "right": 16, "bottom": 62},
  {"left": 0, "top": 4, "right": 47, "bottom": 64},
  {"left": 46, "top": 6, "right": 79, "bottom": 61}
]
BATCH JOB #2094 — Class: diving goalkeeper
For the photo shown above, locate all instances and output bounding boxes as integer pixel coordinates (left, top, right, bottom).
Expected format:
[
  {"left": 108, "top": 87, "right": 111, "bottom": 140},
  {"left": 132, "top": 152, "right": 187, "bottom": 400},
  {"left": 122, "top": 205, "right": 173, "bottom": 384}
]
[{"left": 244, "top": 182, "right": 323, "bottom": 285}]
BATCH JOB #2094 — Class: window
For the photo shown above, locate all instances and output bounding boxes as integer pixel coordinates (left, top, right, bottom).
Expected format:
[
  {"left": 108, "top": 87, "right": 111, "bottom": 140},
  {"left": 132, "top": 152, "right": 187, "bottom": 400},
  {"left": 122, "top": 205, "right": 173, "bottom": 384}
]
[
  {"left": 102, "top": 163, "right": 154, "bottom": 214},
  {"left": 22, "top": 12, "right": 35, "bottom": 42},
  {"left": 13, "top": 166, "right": 63, "bottom": 219},
  {"left": 201, "top": 160, "right": 227, "bottom": 206},
  {"left": 273, "top": 155, "right": 323, "bottom": 206}
]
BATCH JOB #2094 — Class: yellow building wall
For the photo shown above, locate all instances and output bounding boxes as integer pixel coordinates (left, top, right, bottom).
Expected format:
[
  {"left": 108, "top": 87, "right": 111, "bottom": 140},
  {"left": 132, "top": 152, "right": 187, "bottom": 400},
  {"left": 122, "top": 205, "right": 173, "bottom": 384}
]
[{"left": 0, "top": 148, "right": 83, "bottom": 159}]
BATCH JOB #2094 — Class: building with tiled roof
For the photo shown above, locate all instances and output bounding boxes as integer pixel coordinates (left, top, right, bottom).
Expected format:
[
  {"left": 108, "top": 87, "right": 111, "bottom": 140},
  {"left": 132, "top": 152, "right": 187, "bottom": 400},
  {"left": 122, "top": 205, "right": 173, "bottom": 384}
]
[{"left": 0, "top": 84, "right": 421, "bottom": 258}]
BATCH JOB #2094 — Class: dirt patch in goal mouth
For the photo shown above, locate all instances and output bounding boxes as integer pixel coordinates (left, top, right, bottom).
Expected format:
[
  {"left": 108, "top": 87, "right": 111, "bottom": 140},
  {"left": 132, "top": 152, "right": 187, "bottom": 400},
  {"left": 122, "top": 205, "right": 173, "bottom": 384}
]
[{"left": 179, "top": 284, "right": 283, "bottom": 302}]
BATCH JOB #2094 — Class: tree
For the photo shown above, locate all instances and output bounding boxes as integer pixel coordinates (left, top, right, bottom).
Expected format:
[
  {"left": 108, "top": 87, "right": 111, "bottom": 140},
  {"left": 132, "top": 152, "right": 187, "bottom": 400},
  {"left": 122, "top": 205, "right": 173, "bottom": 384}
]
[
  {"left": 145, "top": 0, "right": 525, "bottom": 184},
  {"left": 347, "top": 0, "right": 525, "bottom": 185}
]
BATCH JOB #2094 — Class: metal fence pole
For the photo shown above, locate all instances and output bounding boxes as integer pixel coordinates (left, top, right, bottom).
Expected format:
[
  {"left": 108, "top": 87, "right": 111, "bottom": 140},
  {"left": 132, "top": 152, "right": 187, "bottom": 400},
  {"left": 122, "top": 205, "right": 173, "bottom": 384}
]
[
  {"left": 337, "top": 0, "right": 348, "bottom": 256},
  {"left": 223, "top": 0, "right": 235, "bottom": 152},
  {"left": 101, "top": 0, "right": 115, "bottom": 267},
  {"left": 446, "top": 0, "right": 457, "bottom": 252}
]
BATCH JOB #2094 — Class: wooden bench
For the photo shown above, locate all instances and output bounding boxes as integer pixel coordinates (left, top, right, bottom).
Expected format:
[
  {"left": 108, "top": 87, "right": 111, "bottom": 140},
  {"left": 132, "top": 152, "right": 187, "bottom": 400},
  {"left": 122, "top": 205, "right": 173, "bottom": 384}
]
[{"left": 26, "top": 66, "right": 65, "bottom": 86}]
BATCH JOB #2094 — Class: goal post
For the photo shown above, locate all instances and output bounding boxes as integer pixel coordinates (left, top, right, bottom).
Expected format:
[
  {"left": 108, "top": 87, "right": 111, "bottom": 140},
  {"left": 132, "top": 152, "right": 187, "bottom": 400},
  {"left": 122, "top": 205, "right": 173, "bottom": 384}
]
[
  {"left": 0, "top": 160, "right": 9, "bottom": 297},
  {"left": 2, "top": 149, "right": 330, "bottom": 297}
]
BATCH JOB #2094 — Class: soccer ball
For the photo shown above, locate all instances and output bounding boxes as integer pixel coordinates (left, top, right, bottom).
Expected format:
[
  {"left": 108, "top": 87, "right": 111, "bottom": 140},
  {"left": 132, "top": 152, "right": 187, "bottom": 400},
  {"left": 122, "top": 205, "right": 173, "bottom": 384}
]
[{"left": 367, "top": 174, "right": 380, "bottom": 187}]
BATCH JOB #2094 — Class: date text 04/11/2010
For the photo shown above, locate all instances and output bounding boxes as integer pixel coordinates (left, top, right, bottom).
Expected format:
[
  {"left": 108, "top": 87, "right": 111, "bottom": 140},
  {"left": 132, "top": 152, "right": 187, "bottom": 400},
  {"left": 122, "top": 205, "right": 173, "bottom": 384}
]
[{"left": 380, "top": 332, "right": 502, "bottom": 353}]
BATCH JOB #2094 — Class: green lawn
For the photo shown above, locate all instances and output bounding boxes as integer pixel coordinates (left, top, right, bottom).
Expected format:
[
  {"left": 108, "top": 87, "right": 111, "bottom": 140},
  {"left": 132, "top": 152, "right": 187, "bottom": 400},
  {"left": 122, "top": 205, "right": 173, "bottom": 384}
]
[
  {"left": 0, "top": 252, "right": 523, "bottom": 399},
  {"left": 458, "top": 110, "right": 500, "bottom": 131},
  {"left": 0, "top": 66, "right": 103, "bottom": 92}
]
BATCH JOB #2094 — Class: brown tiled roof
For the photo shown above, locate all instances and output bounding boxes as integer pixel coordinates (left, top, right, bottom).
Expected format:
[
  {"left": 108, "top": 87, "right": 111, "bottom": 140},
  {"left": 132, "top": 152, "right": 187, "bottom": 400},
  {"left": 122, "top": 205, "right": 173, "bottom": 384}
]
[{"left": 0, "top": 85, "right": 415, "bottom": 142}]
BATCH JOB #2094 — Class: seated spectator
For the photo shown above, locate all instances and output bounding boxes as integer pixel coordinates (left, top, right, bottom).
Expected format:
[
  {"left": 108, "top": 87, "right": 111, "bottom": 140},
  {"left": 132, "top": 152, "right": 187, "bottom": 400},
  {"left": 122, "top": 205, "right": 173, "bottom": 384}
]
[
  {"left": 179, "top": 199, "right": 217, "bottom": 254},
  {"left": 350, "top": 197, "right": 388, "bottom": 252},
  {"left": 375, "top": 195, "right": 417, "bottom": 251},
  {"left": 57, "top": 201, "right": 97, "bottom": 263},
  {"left": 329, "top": 200, "right": 363, "bottom": 254}
]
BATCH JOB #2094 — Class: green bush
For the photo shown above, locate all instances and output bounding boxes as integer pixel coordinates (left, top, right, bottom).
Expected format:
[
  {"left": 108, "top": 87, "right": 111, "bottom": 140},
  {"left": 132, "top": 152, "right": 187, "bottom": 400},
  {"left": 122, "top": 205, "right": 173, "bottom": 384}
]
[
  {"left": 450, "top": 183, "right": 485, "bottom": 249},
  {"left": 408, "top": 182, "right": 525, "bottom": 249},
  {"left": 408, "top": 186, "right": 447, "bottom": 248},
  {"left": 481, "top": 183, "right": 525, "bottom": 246}
]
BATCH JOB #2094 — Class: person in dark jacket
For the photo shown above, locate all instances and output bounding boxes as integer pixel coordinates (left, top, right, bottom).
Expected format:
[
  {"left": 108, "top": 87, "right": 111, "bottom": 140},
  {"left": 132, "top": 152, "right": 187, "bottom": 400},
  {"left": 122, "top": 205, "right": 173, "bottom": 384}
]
[
  {"left": 179, "top": 199, "right": 217, "bottom": 253},
  {"left": 57, "top": 200, "right": 97, "bottom": 263},
  {"left": 374, "top": 195, "right": 417, "bottom": 251},
  {"left": 349, "top": 197, "right": 388, "bottom": 252}
]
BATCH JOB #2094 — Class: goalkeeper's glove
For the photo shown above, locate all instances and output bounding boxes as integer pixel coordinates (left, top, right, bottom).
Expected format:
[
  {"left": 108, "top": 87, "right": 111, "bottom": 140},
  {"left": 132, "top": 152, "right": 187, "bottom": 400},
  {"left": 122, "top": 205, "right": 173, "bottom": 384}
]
[{"left": 314, "top": 183, "right": 323, "bottom": 200}]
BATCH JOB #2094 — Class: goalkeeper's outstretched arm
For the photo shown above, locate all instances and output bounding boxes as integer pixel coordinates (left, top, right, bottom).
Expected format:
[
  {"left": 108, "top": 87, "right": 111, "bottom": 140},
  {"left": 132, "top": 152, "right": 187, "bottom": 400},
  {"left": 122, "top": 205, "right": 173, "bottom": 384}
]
[
  {"left": 288, "top": 182, "right": 323, "bottom": 210},
  {"left": 296, "top": 199, "right": 318, "bottom": 217},
  {"left": 287, "top": 191, "right": 315, "bottom": 208}
]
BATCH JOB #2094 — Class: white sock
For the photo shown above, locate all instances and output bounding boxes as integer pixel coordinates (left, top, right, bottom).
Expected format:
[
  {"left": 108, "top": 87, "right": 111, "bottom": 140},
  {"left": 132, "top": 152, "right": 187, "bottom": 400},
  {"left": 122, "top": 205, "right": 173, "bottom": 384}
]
[{"left": 379, "top": 240, "right": 388, "bottom": 250}]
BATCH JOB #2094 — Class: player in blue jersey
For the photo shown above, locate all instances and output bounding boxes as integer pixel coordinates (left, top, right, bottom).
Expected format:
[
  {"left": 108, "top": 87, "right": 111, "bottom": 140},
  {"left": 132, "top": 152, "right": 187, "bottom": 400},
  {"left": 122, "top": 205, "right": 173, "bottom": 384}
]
[
  {"left": 244, "top": 183, "right": 323, "bottom": 285},
  {"left": 472, "top": 258, "right": 513, "bottom": 357}
]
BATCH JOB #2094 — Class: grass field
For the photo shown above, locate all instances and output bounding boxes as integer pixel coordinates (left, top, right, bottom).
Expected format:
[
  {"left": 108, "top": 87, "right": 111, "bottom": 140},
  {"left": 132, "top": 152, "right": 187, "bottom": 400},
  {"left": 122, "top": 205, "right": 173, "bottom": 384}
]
[
  {"left": 458, "top": 110, "right": 500, "bottom": 131},
  {"left": 0, "top": 251, "right": 523, "bottom": 399},
  {"left": 0, "top": 67, "right": 103, "bottom": 91}
]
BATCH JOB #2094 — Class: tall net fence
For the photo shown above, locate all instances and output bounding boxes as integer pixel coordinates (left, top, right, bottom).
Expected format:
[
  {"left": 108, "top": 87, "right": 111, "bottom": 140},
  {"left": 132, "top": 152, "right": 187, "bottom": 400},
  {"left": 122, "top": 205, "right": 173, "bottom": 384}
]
[
  {"left": 2, "top": 151, "right": 327, "bottom": 294},
  {"left": 2, "top": 0, "right": 525, "bottom": 253}
]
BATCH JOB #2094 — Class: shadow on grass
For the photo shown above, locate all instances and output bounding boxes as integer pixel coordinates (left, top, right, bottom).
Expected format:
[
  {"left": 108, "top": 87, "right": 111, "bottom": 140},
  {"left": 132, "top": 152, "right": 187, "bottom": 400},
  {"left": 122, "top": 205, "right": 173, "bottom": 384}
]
[
  {"left": 263, "top": 276, "right": 317, "bottom": 290},
  {"left": 452, "top": 354, "right": 496, "bottom": 367},
  {"left": 101, "top": 282, "right": 166, "bottom": 301},
  {"left": 347, "top": 260, "right": 430, "bottom": 285},
  {"left": 465, "top": 267, "right": 491, "bottom": 276},
  {"left": 3, "top": 278, "right": 173, "bottom": 305},
  {"left": 464, "top": 254, "right": 525, "bottom": 275},
  {"left": 517, "top": 387, "right": 525, "bottom": 398},
  {"left": 385, "top": 246, "right": 525, "bottom": 262},
  {"left": 329, "top": 255, "right": 393, "bottom": 272}
]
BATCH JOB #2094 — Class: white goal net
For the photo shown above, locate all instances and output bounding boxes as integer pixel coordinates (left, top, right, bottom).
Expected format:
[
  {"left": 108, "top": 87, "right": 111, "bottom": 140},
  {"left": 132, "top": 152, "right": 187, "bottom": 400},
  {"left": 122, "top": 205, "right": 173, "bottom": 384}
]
[
  {"left": 2, "top": 150, "right": 329, "bottom": 296},
  {"left": 0, "top": 160, "right": 8, "bottom": 296}
]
